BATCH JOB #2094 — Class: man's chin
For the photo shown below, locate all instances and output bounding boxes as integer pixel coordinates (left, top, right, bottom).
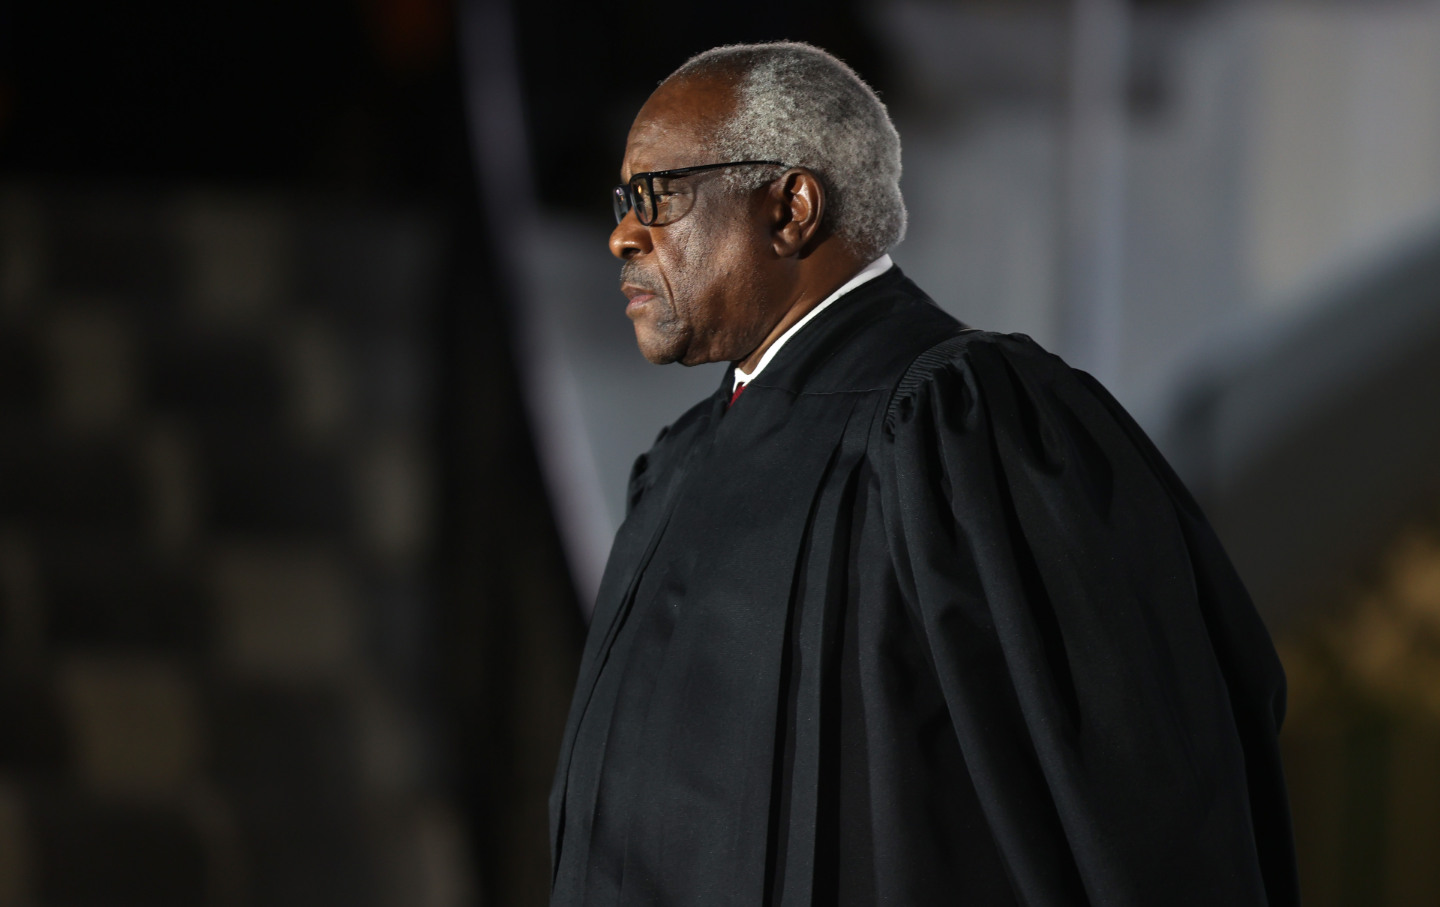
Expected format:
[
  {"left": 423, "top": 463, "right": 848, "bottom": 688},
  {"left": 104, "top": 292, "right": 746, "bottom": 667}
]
[
  {"left": 633, "top": 326, "right": 684, "bottom": 365},
  {"left": 637, "top": 346, "right": 680, "bottom": 366}
]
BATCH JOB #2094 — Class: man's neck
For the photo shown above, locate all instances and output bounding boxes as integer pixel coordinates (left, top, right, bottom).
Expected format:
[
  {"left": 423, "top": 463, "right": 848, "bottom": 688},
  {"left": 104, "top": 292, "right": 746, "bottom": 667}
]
[
  {"left": 736, "top": 246, "right": 880, "bottom": 374},
  {"left": 734, "top": 253, "right": 894, "bottom": 388}
]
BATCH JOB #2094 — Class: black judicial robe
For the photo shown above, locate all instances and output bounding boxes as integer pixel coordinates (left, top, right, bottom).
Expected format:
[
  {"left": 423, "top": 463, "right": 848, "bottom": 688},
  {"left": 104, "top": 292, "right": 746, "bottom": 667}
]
[{"left": 550, "top": 268, "right": 1298, "bottom": 906}]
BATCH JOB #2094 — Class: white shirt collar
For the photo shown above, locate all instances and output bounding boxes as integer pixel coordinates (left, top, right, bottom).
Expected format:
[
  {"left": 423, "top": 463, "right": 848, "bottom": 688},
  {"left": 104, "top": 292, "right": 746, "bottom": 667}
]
[{"left": 733, "top": 254, "right": 894, "bottom": 391}]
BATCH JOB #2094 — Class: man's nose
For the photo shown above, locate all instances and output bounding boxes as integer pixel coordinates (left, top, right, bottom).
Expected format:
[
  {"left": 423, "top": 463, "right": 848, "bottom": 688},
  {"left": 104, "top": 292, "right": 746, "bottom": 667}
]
[{"left": 609, "top": 211, "right": 652, "bottom": 260}]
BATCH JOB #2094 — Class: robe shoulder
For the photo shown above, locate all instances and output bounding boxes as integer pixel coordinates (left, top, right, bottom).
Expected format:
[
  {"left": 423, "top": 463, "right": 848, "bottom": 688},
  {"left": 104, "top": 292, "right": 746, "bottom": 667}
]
[
  {"left": 883, "top": 329, "right": 1061, "bottom": 434},
  {"left": 872, "top": 328, "right": 1300, "bottom": 906}
]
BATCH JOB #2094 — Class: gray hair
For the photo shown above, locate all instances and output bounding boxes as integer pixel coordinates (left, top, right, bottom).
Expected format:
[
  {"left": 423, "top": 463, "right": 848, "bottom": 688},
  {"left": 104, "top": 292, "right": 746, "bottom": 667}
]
[{"left": 668, "top": 42, "right": 906, "bottom": 260}]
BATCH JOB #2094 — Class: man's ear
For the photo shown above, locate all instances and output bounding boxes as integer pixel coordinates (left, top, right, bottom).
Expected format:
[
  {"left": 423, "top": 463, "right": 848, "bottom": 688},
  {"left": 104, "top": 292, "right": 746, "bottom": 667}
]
[{"left": 770, "top": 168, "right": 825, "bottom": 258}]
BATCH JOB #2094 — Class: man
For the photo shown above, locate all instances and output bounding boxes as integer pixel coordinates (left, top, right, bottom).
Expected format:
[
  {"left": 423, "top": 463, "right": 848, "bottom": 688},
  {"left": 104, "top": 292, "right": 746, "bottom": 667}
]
[{"left": 550, "top": 42, "right": 1297, "bottom": 906}]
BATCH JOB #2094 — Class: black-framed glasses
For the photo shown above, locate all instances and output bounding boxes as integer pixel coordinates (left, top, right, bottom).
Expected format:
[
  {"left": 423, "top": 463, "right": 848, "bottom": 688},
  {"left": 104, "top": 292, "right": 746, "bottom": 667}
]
[{"left": 612, "top": 160, "right": 786, "bottom": 226}]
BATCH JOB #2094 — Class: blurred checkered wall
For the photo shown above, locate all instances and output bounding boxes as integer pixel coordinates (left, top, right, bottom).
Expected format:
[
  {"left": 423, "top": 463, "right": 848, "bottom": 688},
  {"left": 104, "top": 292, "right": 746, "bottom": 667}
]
[{"left": 0, "top": 184, "right": 472, "bottom": 906}]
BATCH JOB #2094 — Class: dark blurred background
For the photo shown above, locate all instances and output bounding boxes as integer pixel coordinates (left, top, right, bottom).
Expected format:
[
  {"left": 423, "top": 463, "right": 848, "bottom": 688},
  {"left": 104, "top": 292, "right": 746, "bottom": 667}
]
[{"left": 2, "top": 1, "right": 1439, "bottom": 905}]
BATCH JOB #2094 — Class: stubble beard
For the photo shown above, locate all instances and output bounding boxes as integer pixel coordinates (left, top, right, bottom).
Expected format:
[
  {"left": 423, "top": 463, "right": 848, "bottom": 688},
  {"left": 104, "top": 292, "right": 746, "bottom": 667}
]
[
  {"left": 621, "top": 258, "right": 690, "bottom": 365},
  {"left": 621, "top": 214, "right": 721, "bottom": 365}
]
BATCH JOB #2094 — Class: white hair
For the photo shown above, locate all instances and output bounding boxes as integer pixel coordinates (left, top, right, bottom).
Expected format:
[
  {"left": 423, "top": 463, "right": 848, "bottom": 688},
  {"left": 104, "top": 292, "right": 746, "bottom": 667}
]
[{"left": 669, "top": 42, "right": 907, "bottom": 260}]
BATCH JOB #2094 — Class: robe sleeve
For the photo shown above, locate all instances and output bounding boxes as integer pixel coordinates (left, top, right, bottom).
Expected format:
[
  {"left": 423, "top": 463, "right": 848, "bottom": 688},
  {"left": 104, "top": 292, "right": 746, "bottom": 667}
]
[{"left": 877, "top": 332, "right": 1298, "bottom": 906}]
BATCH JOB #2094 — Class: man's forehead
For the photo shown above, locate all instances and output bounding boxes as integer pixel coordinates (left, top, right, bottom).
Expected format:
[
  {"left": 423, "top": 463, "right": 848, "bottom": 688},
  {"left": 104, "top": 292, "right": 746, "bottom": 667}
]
[{"left": 621, "top": 76, "right": 736, "bottom": 178}]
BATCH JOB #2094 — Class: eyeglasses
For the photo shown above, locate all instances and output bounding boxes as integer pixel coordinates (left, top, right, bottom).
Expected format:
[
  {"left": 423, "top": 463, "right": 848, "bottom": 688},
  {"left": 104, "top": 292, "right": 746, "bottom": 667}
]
[{"left": 612, "top": 160, "right": 786, "bottom": 226}]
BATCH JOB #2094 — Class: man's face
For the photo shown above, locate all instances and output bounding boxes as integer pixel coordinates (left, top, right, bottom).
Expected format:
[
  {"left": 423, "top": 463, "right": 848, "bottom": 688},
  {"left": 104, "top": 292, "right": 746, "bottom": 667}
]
[{"left": 610, "top": 78, "right": 777, "bottom": 366}]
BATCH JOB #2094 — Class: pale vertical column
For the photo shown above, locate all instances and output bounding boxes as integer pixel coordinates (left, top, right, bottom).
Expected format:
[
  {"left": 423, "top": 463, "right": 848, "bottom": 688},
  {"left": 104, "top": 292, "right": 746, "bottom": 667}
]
[
  {"left": 1246, "top": 6, "right": 1351, "bottom": 308},
  {"left": 1347, "top": 5, "right": 1440, "bottom": 254},
  {"left": 458, "top": 0, "right": 612, "bottom": 607},
  {"left": 1246, "top": 3, "right": 1440, "bottom": 309},
  {"left": 1060, "top": 0, "right": 1130, "bottom": 385}
]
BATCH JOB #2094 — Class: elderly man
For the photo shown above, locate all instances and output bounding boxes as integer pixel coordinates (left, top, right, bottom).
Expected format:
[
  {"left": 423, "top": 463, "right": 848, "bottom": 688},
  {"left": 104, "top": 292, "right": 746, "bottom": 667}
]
[{"left": 550, "top": 42, "right": 1297, "bottom": 906}]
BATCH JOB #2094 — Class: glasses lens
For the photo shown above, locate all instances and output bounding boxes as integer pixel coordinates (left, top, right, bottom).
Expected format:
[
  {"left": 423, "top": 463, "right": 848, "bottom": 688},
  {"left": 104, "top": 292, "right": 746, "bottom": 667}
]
[
  {"left": 612, "top": 185, "right": 631, "bottom": 224},
  {"left": 632, "top": 178, "right": 654, "bottom": 225}
]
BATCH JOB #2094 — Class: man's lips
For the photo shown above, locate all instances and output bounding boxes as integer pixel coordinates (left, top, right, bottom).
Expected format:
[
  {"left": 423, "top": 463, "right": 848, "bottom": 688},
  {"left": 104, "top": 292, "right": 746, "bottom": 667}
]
[{"left": 622, "top": 283, "right": 660, "bottom": 312}]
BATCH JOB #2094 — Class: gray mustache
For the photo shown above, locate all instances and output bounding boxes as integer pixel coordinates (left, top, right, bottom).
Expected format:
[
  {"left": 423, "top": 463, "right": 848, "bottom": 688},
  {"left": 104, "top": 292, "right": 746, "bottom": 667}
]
[{"left": 620, "top": 263, "right": 661, "bottom": 297}]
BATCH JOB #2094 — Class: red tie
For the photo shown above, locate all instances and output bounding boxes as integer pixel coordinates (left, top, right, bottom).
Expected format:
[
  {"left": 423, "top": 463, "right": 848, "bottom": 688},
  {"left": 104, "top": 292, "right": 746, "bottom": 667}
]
[{"left": 729, "top": 383, "right": 746, "bottom": 408}]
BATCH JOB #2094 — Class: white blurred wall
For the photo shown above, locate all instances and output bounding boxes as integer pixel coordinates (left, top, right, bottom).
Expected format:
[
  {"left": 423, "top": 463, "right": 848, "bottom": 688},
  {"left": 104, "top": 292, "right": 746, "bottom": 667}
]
[{"left": 520, "top": 0, "right": 1440, "bottom": 605}]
